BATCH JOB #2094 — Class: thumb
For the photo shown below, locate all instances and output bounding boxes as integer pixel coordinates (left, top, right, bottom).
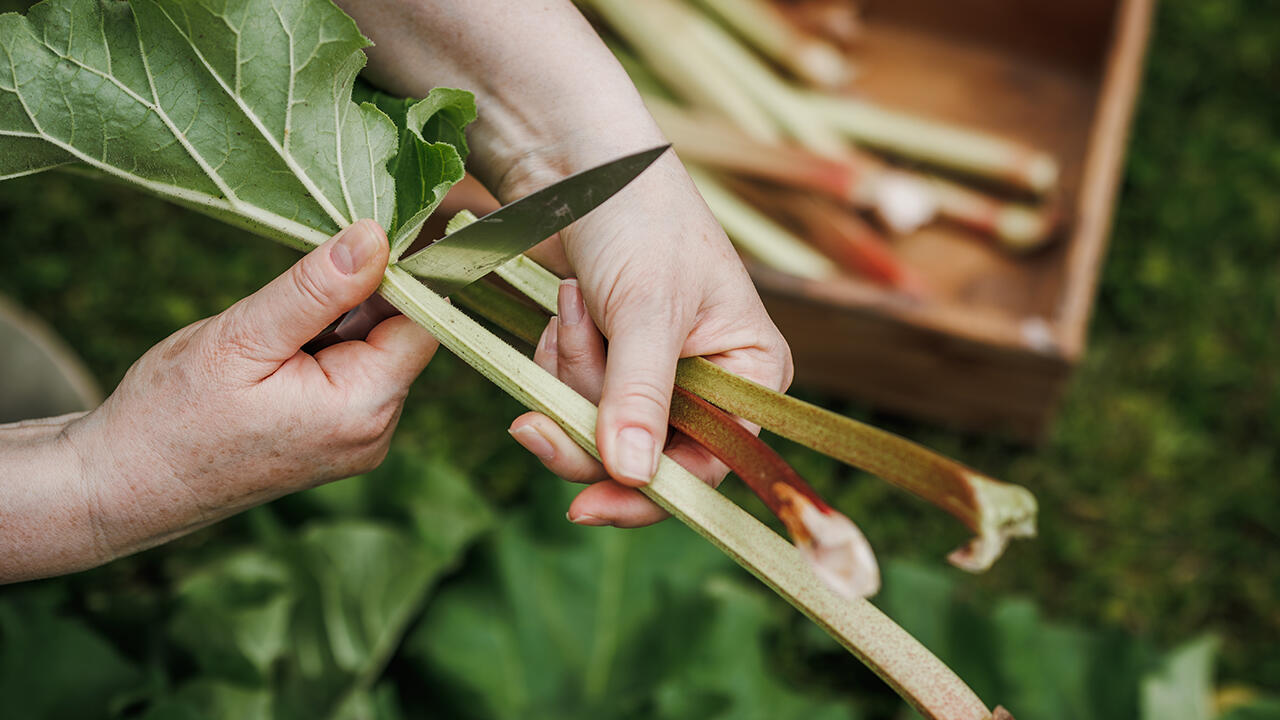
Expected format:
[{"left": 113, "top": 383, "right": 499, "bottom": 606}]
[
  {"left": 595, "top": 303, "right": 688, "bottom": 487},
  {"left": 216, "top": 220, "right": 388, "bottom": 369}
]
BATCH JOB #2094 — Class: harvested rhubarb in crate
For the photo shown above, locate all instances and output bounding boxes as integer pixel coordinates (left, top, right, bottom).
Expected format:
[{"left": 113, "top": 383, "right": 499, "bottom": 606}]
[{"left": 580, "top": 0, "right": 1153, "bottom": 440}]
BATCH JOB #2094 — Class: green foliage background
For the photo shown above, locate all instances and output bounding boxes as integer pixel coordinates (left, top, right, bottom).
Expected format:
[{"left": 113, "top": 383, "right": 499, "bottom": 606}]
[{"left": 0, "top": 0, "right": 1277, "bottom": 717}]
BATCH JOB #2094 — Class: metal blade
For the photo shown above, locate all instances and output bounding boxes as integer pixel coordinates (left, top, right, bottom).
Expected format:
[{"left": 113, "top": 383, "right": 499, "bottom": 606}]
[{"left": 398, "top": 145, "right": 670, "bottom": 296}]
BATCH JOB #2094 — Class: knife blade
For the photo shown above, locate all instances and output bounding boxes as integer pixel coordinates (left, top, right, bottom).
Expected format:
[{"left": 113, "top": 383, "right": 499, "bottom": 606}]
[{"left": 398, "top": 144, "right": 669, "bottom": 296}]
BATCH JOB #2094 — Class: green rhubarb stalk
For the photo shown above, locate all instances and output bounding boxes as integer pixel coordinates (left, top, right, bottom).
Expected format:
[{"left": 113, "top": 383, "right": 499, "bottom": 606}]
[
  {"left": 806, "top": 92, "right": 1060, "bottom": 196},
  {"left": 643, "top": 96, "right": 939, "bottom": 234},
  {"left": 646, "top": 96, "right": 867, "bottom": 199},
  {"left": 928, "top": 175, "right": 1059, "bottom": 251},
  {"left": 451, "top": 271, "right": 880, "bottom": 600},
  {"left": 692, "top": 0, "right": 853, "bottom": 88},
  {"left": 381, "top": 265, "right": 1000, "bottom": 720},
  {"left": 494, "top": 253, "right": 1037, "bottom": 572},
  {"left": 686, "top": 165, "right": 839, "bottom": 280},
  {"left": 681, "top": 4, "right": 850, "bottom": 157},
  {"left": 454, "top": 280, "right": 550, "bottom": 344},
  {"left": 581, "top": 0, "right": 781, "bottom": 142}
]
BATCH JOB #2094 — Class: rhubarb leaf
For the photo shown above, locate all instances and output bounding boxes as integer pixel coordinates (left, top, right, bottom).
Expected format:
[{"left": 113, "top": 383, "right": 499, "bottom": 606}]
[
  {"left": 0, "top": 593, "right": 142, "bottom": 718},
  {"left": 159, "top": 448, "right": 492, "bottom": 717},
  {"left": 408, "top": 485, "right": 858, "bottom": 720},
  {"left": 0, "top": 0, "right": 470, "bottom": 251},
  {"left": 357, "top": 84, "right": 476, "bottom": 255}
]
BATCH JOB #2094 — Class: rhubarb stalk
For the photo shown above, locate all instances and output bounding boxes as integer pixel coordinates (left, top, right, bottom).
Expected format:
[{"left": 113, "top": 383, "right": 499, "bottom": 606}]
[
  {"left": 646, "top": 97, "right": 938, "bottom": 234},
  {"left": 670, "top": 386, "right": 880, "bottom": 599},
  {"left": 726, "top": 178, "right": 926, "bottom": 293},
  {"left": 493, "top": 253, "right": 1037, "bottom": 572},
  {"left": 581, "top": 0, "right": 781, "bottom": 142},
  {"left": 453, "top": 276, "right": 880, "bottom": 601},
  {"left": 806, "top": 93, "right": 1061, "bottom": 196},
  {"left": 381, "top": 265, "right": 1002, "bottom": 719},
  {"left": 929, "top": 176, "right": 1059, "bottom": 252},
  {"left": 692, "top": 0, "right": 853, "bottom": 88},
  {"left": 686, "top": 166, "right": 839, "bottom": 279}
]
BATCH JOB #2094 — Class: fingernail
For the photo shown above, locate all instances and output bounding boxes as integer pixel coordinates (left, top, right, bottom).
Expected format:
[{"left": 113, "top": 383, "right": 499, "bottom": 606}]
[
  {"left": 539, "top": 317, "right": 559, "bottom": 357},
  {"left": 614, "top": 426, "right": 657, "bottom": 484},
  {"left": 331, "top": 221, "right": 377, "bottom": 275},
  {"left": 509, "top": 424, "right": 555, "bottom": 462},
  {"left": 559, "top": 279, "right": 584, "bottom": 326},
  {"left": 567, "top": 511, "right": 610, "bottom": 526}
]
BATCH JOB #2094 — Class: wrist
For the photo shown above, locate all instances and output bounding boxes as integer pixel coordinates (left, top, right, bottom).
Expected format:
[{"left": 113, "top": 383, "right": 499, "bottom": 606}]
[{"left": 481, "top": 105, "right": 667, "bottom": 204}]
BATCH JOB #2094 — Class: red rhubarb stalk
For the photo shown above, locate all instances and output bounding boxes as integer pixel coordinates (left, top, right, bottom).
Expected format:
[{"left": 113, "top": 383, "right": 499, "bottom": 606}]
[
  {"left": 727, "top": 179, "right": 926, "bottom": 293},
  {"left": 670, "top": 386, "right": 880, "bottom": 599}
]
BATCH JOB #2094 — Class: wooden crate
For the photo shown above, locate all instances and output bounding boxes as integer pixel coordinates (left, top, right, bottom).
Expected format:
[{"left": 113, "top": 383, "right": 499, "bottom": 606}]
[{"left": 753, "top": 0, "right": 1154, "bottom": 440}]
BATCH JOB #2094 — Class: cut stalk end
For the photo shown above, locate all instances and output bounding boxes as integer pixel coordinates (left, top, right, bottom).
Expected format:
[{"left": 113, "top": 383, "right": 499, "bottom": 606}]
[
  {"left": 946, "top": 474, "right": 1038, "bottom": 573},
  {"left": 776, "top": 483, "right": 881, "bottom": 599},
  {"left": 873, "top": 171, "right": 938, "bottom": 233}
]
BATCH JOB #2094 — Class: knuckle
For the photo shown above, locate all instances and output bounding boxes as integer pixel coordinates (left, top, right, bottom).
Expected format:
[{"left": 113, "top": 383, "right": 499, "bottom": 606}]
[
  {"left": 558, "top": 463, "right": 608, "bottom": 485},
  {"left": 290, "top": 258, "right": 334, "bottom": 310},
  {"left": 612, "top": 377, "right": 672, "bottom": 426},
  {"left": 210, "top": 313, "right": 272, "bottom": 365},
  {"left": 556, "top": 341, "right": 597, "bottom": 369},
  {"left": 767, "top": 332, "right": 795, "bottom": 392}
]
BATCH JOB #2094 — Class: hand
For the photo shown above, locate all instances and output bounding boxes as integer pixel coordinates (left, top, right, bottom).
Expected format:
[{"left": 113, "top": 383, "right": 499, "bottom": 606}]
[
  {"left": 333, "top": 0, "right": 792, "bottom": 527},
  {"left": 507, "top": 157, "right": 793, "bottom": 527},
  {"left": 1, "top": 220, "right": 438, "bottom": 580}
]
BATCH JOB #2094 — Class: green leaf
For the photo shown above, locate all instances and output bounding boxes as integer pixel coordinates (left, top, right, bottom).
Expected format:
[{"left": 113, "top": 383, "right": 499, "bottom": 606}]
[
  {"left": 139, "top": 681, "right": 273, "bottom": 720},
  {"left": 871, "top": 561, "right": 1247, "bottom": 720},
  {"left": 0, "top": 592, "right": 142, "bottom": 718},
  {"left": 161, "top": 447, "right": 492, "bottom": 716},
  {"left": 168, "top": 552, "right": 295, "bottom": 685},
  {"left": 0, "top": 0, "right": 470, "bottom": 250},
  {"left": 357, "top": 84, "right": 476, "bottom": 254},
  {"left": 408, "top": 485, "right": 858, "bottom": 720},
  {"left": 1140, "top": 636, "right": 1219, "bottom": 720}
]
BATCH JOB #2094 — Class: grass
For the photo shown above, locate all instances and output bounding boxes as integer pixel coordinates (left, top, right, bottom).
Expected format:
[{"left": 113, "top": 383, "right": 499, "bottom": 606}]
[{"left": 0, "top": 0, "right": 1276, "bottom": 696}]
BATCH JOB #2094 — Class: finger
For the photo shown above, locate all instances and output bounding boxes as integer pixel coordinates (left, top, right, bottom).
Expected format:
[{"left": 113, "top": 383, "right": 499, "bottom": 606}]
[
  {"left": 595, "top": 301, "right": 688, "bottom": 488},
  {"left": 567, "top": 481, "right": 670, "bottom": 528},
  {"left": 331, "top": 295, "right": 399, "bottom": 343},
  {"left": 215, "top": 220, "right": 387, "bottom": 373},
  {"left": 533, "top": 316, "right": 559, "bottom": 377},
  {"left": 525, "top": 234, "right": 572, "bottom": 276},
  {"left": 563, "top": 433, "right": 733, "bottom": 528},
  {"left": 317, "top": 314, "right": 439, "bottom": 391},
  {"left": 553, "top": 280, "right": 606, "bottom": 403},
  {"left": 508, "top": 412, "right": 608, "bottom": 485},
  {"left": 661, "top": 433, "right": 732, "bottom": 490}
]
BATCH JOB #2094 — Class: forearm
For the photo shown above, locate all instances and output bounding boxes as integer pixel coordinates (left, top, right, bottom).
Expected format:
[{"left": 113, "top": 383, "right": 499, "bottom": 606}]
[
  {"left": 1, "top": 410, "right": 225, "bottom": 583},
  {"left": 336, "top": 0, "right": 665, "bottom": 200},
  {"left": 0, "top": 413, "right": 104, "bottom": 582}
]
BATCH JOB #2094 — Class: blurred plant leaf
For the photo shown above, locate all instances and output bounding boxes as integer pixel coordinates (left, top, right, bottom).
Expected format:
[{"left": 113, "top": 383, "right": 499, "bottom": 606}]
[
  {"left": 871, "top": 561, "right": 1270, "bottom": 720},
  {"left": 408, "top": 485, "right": 858, "bottom": 720},
  {"left": 156, "top": 446, "right": 491, "bottom": 717},
  {"left": 0, "top": 592, "right": 142, "bottom": 718},
  {"left": 1140, "top": 636, "right": 1218, "bottom": 720}
]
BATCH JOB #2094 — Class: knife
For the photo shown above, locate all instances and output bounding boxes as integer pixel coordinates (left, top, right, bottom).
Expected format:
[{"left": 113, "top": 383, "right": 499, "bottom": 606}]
[
  {"left": 398, "top": 144, "right": 670, "bottom": 296},
  {"left": 303, "top": 144, "right": 669, "bottom": 353}
]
